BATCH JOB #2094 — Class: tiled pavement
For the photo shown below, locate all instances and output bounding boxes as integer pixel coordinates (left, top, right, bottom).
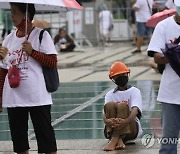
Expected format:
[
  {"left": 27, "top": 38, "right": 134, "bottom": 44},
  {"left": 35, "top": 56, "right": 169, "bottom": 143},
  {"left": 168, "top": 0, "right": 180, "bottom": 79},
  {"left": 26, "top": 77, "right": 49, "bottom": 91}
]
[{"left": 58, "top": 42, "right": 161, "bottom": 82}]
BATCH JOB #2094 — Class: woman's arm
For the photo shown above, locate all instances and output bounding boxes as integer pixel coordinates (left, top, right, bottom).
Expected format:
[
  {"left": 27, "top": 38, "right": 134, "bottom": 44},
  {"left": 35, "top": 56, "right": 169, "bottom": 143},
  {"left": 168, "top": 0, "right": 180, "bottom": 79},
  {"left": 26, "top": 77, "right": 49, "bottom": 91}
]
[
  {"left": 30, "top": 50, "right": 57, "bottom": 68},
  {"left": 21, "top": 40, "right": 57, "bottom": 68}
]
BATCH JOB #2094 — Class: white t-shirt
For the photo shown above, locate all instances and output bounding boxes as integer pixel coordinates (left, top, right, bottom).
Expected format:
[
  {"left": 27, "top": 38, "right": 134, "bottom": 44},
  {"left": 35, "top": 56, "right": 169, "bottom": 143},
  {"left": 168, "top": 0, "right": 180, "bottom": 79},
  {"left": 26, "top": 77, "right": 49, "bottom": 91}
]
[
  {"left": 104, "top": 86, "right": 143, "bottom": 139},
  {"left": 134, "top": 0, "right": 154, "bottom": 22},
  {"left": 1, "top": 27, "right": 57, "bottom": 107},
  {"left": 165, "top": 0, "right": 175, "bottom": 9},
  {"left": 99, "top": 10, "right": 113, "bottom": 35},
  {"left": 147, "top": 16, "right": 180, "bottom": 105}
]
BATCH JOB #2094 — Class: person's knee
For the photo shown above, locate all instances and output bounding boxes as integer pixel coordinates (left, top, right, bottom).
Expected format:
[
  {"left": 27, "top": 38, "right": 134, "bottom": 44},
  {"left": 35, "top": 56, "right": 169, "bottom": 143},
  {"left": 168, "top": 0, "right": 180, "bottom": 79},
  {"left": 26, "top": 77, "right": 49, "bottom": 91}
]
[
  {"left": 104, "top": 102, "right": 116, "bottom": 111},
  {"left": 116, "top": 102, "right": 129, "bottom": 112}
]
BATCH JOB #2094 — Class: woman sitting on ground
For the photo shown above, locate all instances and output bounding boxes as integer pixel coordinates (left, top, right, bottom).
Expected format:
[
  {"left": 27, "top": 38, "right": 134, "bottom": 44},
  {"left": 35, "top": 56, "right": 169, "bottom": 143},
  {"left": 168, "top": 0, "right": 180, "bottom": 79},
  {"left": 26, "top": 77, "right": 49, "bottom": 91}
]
[{"left": 54, "top": 28, "right": 76, "bottom": 52}]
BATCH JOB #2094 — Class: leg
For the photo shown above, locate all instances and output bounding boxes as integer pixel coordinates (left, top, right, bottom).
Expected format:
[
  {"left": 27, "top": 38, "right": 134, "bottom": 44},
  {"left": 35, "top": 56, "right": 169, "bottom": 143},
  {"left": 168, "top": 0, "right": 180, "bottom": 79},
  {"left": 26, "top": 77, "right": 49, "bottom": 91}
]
[
  {"left": 136, "top": 36, "right": 143, "bottom": 51},
  {"left": 159, "top": 103, "right": 180, "bottom": 154},
  {"left": 103, "top": 102, "right": 119, "bottom": 151},
  {"left": 115, "top": 103, "right": 134, "bottom": 149},
  {"left": 30, "top": 105, "right": 57, "bottom": 154},
  {"left": 104, "top": 102, "right": 117, "bottom": 136},
  {"left": 7, "top": 107, "right": 30, "bottom": 154},
  {"left": 123, "top": 120, "right": 138, "bottom": 142},
  {"left": 114, "top": 102, "right": 131, "bottom": 136},
  {"left": 132, "top": 22, "right": 145, "bottom": 54},
  {"left": 65, "top": 44, "right": 76, "bottom": 52},
  {"left": 103, "top": 102, "right": 132, "bottom": 151},
  {"left": 132, "top": 24, "right": 137, "bottom": 45}
]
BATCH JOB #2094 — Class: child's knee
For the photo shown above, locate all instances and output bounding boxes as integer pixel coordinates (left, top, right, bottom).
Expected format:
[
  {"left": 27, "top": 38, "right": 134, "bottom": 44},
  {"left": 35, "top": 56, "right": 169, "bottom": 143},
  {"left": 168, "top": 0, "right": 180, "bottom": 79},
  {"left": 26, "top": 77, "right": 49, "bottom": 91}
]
[
  {"left": 104, "top": 102, "right": 116, "bottom": 110},
  {"left": 116, "top": 102, "right": 129, "bottom": 111}
]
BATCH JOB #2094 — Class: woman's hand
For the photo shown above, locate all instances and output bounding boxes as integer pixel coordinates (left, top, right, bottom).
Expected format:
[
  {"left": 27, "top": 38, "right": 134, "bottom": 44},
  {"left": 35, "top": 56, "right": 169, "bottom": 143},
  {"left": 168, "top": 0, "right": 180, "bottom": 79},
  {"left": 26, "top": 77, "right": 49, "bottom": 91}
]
[
  {"left": 0, "top": 46, "right": 8, "bottom": 60},
  {"left": 22, "top": 41, "right": 33, "bottom": 55}
]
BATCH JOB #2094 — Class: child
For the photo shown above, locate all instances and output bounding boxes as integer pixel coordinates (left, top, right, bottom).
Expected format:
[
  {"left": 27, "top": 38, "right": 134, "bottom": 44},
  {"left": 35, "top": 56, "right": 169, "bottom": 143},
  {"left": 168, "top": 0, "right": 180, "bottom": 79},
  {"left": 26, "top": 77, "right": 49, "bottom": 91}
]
[{"left": 103, "top": 61, "right": 143, "bottom": 151}]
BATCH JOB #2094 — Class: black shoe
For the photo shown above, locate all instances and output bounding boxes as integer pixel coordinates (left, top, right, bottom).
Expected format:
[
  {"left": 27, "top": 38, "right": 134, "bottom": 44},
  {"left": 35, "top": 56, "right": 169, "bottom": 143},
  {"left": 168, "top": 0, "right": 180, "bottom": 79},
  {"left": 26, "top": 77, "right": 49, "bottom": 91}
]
[{"left": 131, "top": 49, "right": 142, "bottom": 54}]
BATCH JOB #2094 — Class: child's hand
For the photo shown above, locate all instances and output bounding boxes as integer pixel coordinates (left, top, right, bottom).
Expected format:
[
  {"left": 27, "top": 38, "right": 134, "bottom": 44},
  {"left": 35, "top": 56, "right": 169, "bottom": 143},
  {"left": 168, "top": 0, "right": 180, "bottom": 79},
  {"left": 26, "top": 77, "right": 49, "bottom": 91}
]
[
  {"left": 105, "top": 118, "right": 116, "bottom": 127},
  {"left": 111, "top": 118, "right": 128, "bottom": 129}
]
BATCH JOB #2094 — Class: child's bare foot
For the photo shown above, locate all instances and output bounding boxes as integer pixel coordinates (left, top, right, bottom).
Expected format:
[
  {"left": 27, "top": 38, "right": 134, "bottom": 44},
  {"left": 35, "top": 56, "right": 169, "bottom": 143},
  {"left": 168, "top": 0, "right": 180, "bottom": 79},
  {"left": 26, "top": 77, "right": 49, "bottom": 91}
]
[
  {"left": 103, "top": 137, "right": 119, "bottom": 151},
  {"left": 115, "top": 138, "right": 125, "bottom": 150}
]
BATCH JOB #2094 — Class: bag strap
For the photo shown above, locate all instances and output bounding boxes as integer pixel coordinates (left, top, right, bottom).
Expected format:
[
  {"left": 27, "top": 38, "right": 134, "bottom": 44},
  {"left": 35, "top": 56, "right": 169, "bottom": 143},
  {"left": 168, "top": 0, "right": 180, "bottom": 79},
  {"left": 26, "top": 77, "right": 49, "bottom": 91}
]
[
  {"left": 39, "top": 30, "right": 45, "bottom": 44},
  {"left": 146, "top": 0, "right": 152, "bottom": 15}
]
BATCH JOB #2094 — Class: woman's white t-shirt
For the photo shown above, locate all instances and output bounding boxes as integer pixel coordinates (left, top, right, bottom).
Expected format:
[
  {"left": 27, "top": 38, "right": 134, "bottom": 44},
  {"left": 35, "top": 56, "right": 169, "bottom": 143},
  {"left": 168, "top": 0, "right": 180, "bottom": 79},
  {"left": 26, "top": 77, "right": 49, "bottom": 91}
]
[
  {"left": 104, "top": 86, "right": 143, "bottom": 139},
  {"left": 148, "top": 16, "right": 180, "bottom": 105},
  {"left": 1, "top": 27, "right": 57, "bottom": 107}
]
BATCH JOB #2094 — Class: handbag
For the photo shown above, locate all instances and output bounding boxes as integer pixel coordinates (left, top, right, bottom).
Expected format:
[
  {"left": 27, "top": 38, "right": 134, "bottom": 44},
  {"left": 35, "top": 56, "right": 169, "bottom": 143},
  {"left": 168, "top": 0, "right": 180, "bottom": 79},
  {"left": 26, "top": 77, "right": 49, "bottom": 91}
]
[
  {"left": 8, "top": 65, "right": 20, "bottom": 88},
  {"left": 108, "top": 24, "right": 114, "bottom": 31},
  {"left": 39, "top": 30, "right": 60, "bottom": 92},
  {"left": 42, "top": 66, "right": 59, "bottom": 92},
  {"left": 8, "top": 51, "right": 23, "bottom": 88}
]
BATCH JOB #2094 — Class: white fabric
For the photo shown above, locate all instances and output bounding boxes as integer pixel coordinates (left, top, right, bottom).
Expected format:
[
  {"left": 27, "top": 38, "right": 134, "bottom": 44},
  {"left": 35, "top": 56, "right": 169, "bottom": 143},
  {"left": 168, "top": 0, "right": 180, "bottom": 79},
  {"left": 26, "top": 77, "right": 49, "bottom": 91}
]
[
  {"left": 1, "top": 27, "right": 57, "bottom": 107},
  {"left": 147, "top": 16, "right": 180, "bottom": 105},
  {"left": 174, "top": 0, "right": 180, "bottom": 7},
  {"left": 104, "top": 86, "right": 143, "bottom": 139},
  {"left": 99, "top": 10, "right": 113, "bottom": 37},
  {"left": 165, "top": 0, "right": 176, "bottom": 9},
  {"left": 0, "top": 0, "right": 82, "bottom": 11},
  {"left": 134, "top": 0, "right": 154, "bottom": 22}
]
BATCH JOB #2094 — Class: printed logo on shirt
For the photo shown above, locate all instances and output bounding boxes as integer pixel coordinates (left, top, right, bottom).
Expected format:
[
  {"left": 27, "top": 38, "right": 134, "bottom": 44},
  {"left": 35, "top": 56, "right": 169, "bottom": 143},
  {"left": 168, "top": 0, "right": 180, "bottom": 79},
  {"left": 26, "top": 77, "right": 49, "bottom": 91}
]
[{"left": 115, "top": 99, "right": 130, "bottom": 105}]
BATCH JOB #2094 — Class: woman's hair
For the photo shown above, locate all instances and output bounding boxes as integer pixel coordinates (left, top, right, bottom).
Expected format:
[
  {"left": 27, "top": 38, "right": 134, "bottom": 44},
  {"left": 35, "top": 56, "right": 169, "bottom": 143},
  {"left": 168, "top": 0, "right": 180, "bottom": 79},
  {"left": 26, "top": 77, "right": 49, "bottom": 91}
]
[
  {"left": 54, "top": 28, "right": 66, "bottom": 44},
  {"left": 58, "top": 28, "right": 66, "bottom": 34},
  {"left": 10, "top": 3, "right": 36, "bottom": 21}
]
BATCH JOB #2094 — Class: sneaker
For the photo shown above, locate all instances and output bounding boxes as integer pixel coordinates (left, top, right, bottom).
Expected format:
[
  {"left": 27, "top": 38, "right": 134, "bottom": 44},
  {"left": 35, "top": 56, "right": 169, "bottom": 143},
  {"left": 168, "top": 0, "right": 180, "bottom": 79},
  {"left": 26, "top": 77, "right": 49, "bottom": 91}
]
[{"left": 131, "top": 49, "right": 142, "bottom": 54}]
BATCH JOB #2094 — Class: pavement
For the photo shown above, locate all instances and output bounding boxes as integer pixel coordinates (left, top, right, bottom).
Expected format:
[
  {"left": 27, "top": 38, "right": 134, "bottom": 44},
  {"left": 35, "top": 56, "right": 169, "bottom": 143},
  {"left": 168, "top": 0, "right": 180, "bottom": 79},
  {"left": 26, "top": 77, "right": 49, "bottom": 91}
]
[
  {"left": 0, "top": 42, "right": 173, "bottom": 153},
  {"left": 0, "top": 139, "right": 165, "bottom": 154},
  {"left": 58, "top": 42, "right": 161, "bottom": 83}
]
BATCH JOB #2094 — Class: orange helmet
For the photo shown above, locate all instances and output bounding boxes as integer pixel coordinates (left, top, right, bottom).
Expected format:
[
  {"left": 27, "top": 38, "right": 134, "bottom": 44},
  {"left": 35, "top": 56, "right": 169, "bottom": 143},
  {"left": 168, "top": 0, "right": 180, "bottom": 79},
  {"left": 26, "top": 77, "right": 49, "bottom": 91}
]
[{"left": 109, "top": 61, "right": 130, "bottom": 78}]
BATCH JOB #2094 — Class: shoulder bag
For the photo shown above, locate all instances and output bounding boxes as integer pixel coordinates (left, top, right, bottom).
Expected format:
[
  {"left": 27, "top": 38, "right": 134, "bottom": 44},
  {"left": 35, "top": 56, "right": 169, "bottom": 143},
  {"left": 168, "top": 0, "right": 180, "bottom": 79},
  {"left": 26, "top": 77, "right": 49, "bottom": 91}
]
[{"left": 39, "top": 30, "right": 60, "bottom": 92}]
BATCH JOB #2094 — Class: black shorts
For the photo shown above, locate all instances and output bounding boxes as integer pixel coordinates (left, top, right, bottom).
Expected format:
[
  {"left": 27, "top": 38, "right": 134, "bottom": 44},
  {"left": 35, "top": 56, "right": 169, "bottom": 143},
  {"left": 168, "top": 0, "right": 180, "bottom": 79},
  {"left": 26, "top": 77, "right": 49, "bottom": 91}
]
[{"left": 7, "top": 105, "right": 57, "bottom": 153}]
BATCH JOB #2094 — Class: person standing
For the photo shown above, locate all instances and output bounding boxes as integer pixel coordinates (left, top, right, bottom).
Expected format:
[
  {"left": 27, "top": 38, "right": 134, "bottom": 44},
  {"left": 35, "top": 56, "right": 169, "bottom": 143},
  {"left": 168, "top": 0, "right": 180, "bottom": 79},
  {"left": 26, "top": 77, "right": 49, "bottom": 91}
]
[
  {"left": 103, "top": 61, "right": 143, "bottom": 151},
  {"left": 130, "top": 0, "right": 137, "bottom": 46},
  {"left": 0, "top": 3, "right": 57, "bottom": 154},
  {"left": 132, "top": 0, "right": 154, "bottom": 54},
  {"left": 147, "top": 0, "right": 180, "bottom": 153},
  {"left": 98, "top": 4, "right": 114, "bottom": 46}
]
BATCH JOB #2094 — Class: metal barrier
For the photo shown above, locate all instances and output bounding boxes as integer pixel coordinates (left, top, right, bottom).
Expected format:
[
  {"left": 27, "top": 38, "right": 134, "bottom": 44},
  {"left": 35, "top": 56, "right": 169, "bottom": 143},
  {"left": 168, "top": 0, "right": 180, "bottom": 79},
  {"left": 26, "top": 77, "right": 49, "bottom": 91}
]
[{"left": 0, "top": 8, "right": 134, "bottom": 46}]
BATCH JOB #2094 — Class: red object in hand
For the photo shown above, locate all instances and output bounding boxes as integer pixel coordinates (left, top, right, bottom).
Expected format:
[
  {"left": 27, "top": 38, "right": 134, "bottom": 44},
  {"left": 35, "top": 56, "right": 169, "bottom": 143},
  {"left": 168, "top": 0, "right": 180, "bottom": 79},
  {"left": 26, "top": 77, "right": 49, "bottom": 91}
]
[{"left": 8, "top": 65, "right": 20, "bottom": 88}]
